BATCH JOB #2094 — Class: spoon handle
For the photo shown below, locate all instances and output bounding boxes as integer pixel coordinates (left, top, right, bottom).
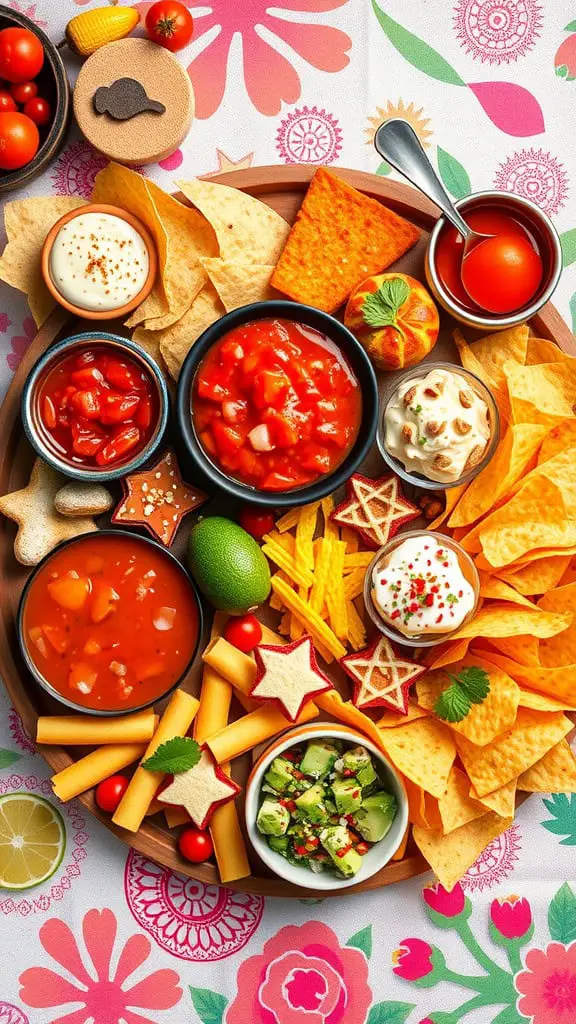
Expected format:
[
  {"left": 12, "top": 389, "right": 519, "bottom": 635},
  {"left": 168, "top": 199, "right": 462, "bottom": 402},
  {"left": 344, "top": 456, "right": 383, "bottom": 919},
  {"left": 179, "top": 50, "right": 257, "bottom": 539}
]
[{"left": 375, "top": 118, "right": 471, "bottom": 240}]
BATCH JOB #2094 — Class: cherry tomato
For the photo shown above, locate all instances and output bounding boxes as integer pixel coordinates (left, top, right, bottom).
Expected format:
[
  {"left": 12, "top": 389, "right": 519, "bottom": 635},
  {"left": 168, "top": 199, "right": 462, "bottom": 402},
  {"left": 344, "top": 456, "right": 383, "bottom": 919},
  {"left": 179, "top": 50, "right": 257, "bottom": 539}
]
[
  {"left": 95, "top": 774, "right": 129, "bottom": 813},
  {"left": 0, "top": 27, "right": 44, "bottom": 83},
  {"left": 0, "top": 111, "right": 39, "bottom": 170},
  {"left": 10, "top": 79, "right": 37, "bottom": 104},
  {"left": 461, "top": 234, "right": 543, "bottom": 315},
  {"left": 23, "top": 95, "right": 51, "bottom": 126},
  {"left": 224, "top": 613, "right": 262, "bottom": 653},
  {"left": 146, "top": 1, "right": 193, "bottom": 51},
  {"left": 0, "top": 90, "right": 16, "bottom": 112},
  {"left": 239, "top": 506, "right": 275, "bottom": 540},
  {"left": 178, "top": 827, "right": 213, "bottom": 863}
]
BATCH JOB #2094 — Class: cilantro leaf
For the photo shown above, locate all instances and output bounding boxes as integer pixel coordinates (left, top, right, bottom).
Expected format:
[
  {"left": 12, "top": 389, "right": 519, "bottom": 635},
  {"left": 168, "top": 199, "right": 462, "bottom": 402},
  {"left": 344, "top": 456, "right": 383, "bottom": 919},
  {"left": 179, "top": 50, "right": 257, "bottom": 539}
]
[
  {"left": 142, "top": 736, "right": 201, "bottom": 774},
  {"left": 434, "top": 684, "right": 471, "bottom": 723},
  {"left": 361, "top": 277, "right": 410, "bottom": 329},
  {"left": 451, "top": 666, "right": 491, "bottom": 704}
]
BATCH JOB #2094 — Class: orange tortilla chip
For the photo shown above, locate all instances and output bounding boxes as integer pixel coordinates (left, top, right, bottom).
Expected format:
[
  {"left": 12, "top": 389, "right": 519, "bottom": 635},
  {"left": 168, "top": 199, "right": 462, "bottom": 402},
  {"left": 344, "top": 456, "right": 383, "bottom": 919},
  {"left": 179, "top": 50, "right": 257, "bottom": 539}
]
[
  {"left": 438, "top": 767, "right": 487, "bottom": 834},
  {"left": 496, "top": 555, "right": 572, "bottom": 596},
  {"left": 538, "top": 420, "right": 576, "bottom": 466},
  {"left": 413, "top": 813, "right": 512, "bottom": 891},
  {"left": 518, "top": 739, "right": 576, "bottom": 792},
  {"left": 518, "top": 689, "right": 576, "bottom": 712},
  {"left": 271, "top": 168, "right": 420, "bottom": 313},
  {"left": 484, "top": 636, "right": 540, "bottom": 666},
  {"left": 376, "top": 703, "right": 429, "bottom": 728},
  {"left": 392, "top": 825, "right": 410, "bottom": 861},
  {"left": 450, "top": 602, "right": 571, "bottom": 642},
  {"left": 478, "top": 574, "right": 536, "bottom": 608},
  {"left": 525, "top": 337, "right": 576, "bottom": 365},
  {"left": 423, "top": 637, "right": 471, "bottom": 670},
  {"left": 476, "top": 649, "right": 576, "bottom": 705},
  {"left": 538, "top": 582, "right": 576, "bottom": 668},
  {"left": 379, "top": 718, "right": 456, "bottom": 798},
  {"left": 417, "top": 656, "right": 520, "bottom": 746}
]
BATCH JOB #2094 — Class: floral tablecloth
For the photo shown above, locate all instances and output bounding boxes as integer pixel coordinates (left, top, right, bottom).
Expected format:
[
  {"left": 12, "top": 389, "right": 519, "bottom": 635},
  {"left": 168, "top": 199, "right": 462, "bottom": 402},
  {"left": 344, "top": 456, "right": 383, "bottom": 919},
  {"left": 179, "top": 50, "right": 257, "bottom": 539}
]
[{"left": 1, "top": 1, "right": 576, "bottom": 1022}]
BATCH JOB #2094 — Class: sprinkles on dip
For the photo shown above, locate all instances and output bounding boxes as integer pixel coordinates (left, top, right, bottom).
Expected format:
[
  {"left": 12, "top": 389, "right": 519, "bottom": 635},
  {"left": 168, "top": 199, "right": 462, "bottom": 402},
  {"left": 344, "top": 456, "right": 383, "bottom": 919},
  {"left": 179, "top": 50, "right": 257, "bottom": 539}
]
[{"left": 112, "top": 449, "right": 207, "bottom": 546}]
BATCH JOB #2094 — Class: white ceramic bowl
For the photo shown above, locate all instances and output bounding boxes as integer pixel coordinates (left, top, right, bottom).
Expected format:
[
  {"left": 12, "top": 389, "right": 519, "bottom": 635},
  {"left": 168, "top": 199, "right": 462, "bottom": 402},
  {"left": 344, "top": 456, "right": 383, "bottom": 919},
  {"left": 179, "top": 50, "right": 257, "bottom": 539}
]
[{"left": 245, "top": 722, "right": 409, "bottom": 891}]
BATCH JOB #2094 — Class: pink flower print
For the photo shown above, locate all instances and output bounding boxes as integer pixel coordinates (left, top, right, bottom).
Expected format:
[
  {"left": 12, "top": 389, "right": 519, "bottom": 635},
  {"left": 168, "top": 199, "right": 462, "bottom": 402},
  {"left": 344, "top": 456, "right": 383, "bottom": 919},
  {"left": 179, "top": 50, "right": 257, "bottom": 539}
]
[
  {"left": 226, "top": 921, "right": 372, "bottom": 1024},
  {"left": 9, "top": 3, "right": 47, "bottom": 28},
  {"left": 19, "top": 907, "right": 182, "bottom": 1024},
  {"left": 0, "top": 1005, "right": 29, "bottom": 1024},
  {"left": 8, "top": 707, "right": 36, "bottom": 755},
  {"left": 187, "top": 1, "right": 351, "bottom": 119},
  {"left": 453, "top": 0, "right": 542, "bottom": 65},
  {"left": 494, "top": 148, "right": 569, "bottom": 216},
  {"left": 515, "top": 942, "right": 576, "bottom": 1022},
  {"left": 392, "top": 938, "right": 435, "bottom": 982},
  {"left": 158, "top": 149, "right": 184, "bottom": 171},
  {"left": 461, "top": 823, "right": 521, "bottom": 891},
  {"left": 51, "top": 140, "right": 115, "bottom": 200},
  {"left": 276, "top": 106, "right": 342, "bottom": 164},
  {"left": 423, "top": 882, "right": 466, "bottom": 918},
  {"left": 555, "top": 34, "right": 576, "bottom": 81},
  {"left": 490, "top": 894, "right": 533, "bottom": 940},
  {"left": 7, "top": 317, "right": 35, "bottom": 373},
  {"left": 0, "top": 312, "right": 11, "bottom": 333}
]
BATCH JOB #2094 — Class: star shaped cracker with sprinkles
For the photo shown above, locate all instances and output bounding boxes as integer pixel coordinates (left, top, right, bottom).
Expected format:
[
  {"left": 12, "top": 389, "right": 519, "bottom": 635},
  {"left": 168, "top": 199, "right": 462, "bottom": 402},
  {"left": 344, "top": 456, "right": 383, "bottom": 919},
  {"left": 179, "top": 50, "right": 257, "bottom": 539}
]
[
  {"left": 331, "top": 473, "right": 419, "bottom": 550},
  {"left": 112, "top": 449, "right": 207, "bottom": 546},
  {"left": 252, "top": 635, "right": 333, "bottom": 722},
  {"left": 158, "top": 748, "right": 240, "bottom": 829},
  {"left": 340, "top": 635, "right": 426, "bottom": 713}
]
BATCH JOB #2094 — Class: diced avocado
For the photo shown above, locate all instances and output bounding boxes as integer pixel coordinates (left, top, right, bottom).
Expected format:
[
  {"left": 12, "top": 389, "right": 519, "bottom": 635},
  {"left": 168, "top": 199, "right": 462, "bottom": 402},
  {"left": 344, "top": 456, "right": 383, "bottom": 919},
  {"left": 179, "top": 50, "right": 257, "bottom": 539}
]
[
  {"left": 331, "top": 776, "right": 363, "bottom": 815},
  {"left": 295, "top": 783, "right": 329, "bottom": 824},
  {"left": 256, "top": 798, "right": 290, "bottom": 837},
  {"left": 300, "top": 740, "right": 341, "bottom": 779},
  {"left": 268, "top": 835, "right": 290, "bottom": 854},
  {"left": 355, "top": 791, "right": 397, "bottom": 843},
  {"left": 320, "top": 825, "right": 363, "bottom": 878},
  {"left": 342, "top": 746, "right": 378, "bottom": 789},
  {"left": 264, "top": 756, "right": 297, "bottom": 794}
]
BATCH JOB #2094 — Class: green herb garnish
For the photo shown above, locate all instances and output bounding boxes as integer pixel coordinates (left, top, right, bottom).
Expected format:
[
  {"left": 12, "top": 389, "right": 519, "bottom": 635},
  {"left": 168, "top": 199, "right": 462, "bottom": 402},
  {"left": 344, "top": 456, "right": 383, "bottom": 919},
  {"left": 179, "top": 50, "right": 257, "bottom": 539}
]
[
  {"left": 418, "top": 437, "right": 427, "bottom": 446},
  {"left": 361, "top": 276, "right": 410, "bottom": 329},
  {"left": 434, "top": 666, "right": 491, "bottom": 724},
  {"left": 142, "top": 736, "right": 201, "bottom": 774}
]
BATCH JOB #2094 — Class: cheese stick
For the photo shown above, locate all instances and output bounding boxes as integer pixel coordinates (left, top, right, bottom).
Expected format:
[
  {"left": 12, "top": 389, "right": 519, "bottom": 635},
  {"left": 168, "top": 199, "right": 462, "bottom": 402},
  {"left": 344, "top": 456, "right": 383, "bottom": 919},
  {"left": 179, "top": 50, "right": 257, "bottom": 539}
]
[
  {"left": 37, "top": 709, "right": 157, "bottom": 746},
  {"left": 194, "top": 666, "right": 232, "bottom": 744},
  {"left": 113, "top": 690, "right": 199, "bottom": 833},
  {"left": 203, "top": 638, "right": 255, "bottom": 696},
  {"left": 52, "top": 743, "right": 146, "bottom": 802},
  {"left": 210, "top": 765, "right": 250, "bottom": 883},
  {"left": 206, "top": 700, "right": 319, "bottom": 763}
]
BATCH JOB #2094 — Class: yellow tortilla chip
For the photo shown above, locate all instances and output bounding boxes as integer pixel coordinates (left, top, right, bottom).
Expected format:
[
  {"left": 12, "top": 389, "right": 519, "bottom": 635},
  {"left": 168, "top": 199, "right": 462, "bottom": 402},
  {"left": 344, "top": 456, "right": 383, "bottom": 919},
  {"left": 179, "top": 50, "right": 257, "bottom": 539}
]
[
  {"left": 413, "top": 813, "right": 513, "bottom": 891},
  {"left": 476, "top": 649, "right": 576, "bottom": 705},
  {"left": 496, "top": 555, "right": 572, "bottom": 596},
  {"left": 451, "top": 602, "right": 571, "bottom": 641},
  {"left": 538, "top": 420, "right": 576, "bottom": 465},
  {"left": 538, "top": 582, "right": 576, "bottom": 668},
  {"left": 0, "top": 196, "right": 86, "bottom": 326},
  {"left": 518, "top": 739, "right": 576, "bottom": 792},
  {"left": 377, "top": 703, "right": 429, "bottom": 728},
  {"left": 379, "top": 718, "right": 456, "bottom": 798},
  {"left": 478, "top": 574, "right": 536, "bottom": 608},
  {"left": 525, "top": 337, "right": 576, "bottom": 365},
  {"left": 158, "top": 282, "right": 224, "bottom": 380},
  {"left": 438, "top": 767, "right": 487, "bottom": 834},
  {"left": 505, "top": 360, "right": 576, "bottom": 427},
  {"left": 454, "top": 329, "right": 511, "bottom": 423},
  {"left": 470, "top": 324, "right": 529, "bottom": 390},
  {"left": 176, "top": 178, "right": 290, "bottom": 264},
  {"left": 471, "top": 778, "right": 516, "bottom": 816},
  {"left": 518, "top": 689, "right": 576, "bottom": 712},
  {"left": 417, "top": 656, "right": 520, "bottom": 745},
  {"left": 199, "top": 258, "right": 277, "bottom": 310},
  {"left": 455, "top": 709, "right": 572, "bottom": 796}
]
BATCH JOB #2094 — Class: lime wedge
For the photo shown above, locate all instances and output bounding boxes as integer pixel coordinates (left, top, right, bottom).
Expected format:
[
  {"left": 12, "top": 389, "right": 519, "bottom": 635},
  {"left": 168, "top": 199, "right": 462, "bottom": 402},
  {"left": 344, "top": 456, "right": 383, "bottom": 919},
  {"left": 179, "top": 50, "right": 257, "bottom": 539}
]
[{"left": 0, "top": 792, "right": 65, "bottom": 890}]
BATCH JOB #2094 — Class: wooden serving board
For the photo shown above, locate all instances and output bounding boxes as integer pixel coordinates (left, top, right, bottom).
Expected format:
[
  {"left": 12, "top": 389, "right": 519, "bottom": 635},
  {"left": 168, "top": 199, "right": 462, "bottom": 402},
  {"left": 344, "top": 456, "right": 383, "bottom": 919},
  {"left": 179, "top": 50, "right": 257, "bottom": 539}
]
[{"left": 1, "top": 166, "right": 575, "bottom": 899}]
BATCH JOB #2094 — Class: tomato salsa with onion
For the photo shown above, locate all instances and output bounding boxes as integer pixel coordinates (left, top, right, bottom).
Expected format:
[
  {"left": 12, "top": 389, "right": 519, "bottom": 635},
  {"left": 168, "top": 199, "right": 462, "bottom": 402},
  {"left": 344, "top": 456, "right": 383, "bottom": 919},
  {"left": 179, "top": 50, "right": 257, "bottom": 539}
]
[
  {"left": 35, "top": 345, "right": 159, "bottom": 468},
  {"left": 192, "top": 319, "right": 362, "bottom": 491},
  {"left": 22, "top": 534, "right": 199, "bottom": 712}
]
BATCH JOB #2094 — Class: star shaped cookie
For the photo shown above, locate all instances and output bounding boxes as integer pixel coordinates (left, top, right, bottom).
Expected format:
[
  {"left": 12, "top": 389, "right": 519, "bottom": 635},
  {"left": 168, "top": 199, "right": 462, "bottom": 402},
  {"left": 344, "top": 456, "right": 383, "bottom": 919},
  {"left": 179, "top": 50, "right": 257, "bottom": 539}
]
[
  {"left": 112, "top": 449, "right": 207, "bottom": 546},
  {"left": 331, "top": 473, "right": 419, "bottom": 550},
  {"left": 158, "top": 748, "right": 240, "bottom": 829},
  {"left": 340, "top": 635, "right": 426, "bottom": 713},
  {"left": 252, "top": 635, "right": 333, "bottom": 722}
]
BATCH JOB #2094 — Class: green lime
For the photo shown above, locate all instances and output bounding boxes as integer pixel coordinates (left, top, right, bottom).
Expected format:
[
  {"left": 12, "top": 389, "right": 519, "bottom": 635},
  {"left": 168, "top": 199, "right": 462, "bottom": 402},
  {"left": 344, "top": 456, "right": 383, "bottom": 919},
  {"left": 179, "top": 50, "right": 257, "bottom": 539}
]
[
  {"left": 0, "top": 792, "right": 66, "bottom": 890},
  {"left": 188, "top": 516, "right": 271, "bottom": 613}
]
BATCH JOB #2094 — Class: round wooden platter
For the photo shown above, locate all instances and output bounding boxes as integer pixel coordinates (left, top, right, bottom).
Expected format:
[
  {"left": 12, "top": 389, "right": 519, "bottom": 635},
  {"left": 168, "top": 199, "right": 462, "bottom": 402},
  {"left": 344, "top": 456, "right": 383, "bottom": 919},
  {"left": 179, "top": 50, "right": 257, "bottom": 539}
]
[{"left": 1, "top": 166, "right": 575, "bottom": 900}]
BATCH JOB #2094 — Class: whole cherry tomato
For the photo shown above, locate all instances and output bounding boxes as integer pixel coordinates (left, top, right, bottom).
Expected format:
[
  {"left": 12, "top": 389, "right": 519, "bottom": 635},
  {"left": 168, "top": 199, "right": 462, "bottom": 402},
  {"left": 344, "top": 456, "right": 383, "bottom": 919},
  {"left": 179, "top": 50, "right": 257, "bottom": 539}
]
[
  {"left": 239, "top": 506, "right": 275, "bottom": 540},
  {"left": 178, "top": 827, "right": 213, "bottom": 863},
  {"left": 23, "top": 95, "right": 51, "bottom": 126},
  {"left": 224, "top": 613, "right": 262, "bottom": 653},
  {"left": 10, "top": 79, "right": 37, "bottom": 104},
  {"left": 0, "top": 111, "right": 39, "bottom": 170},
  {"left": 0, "top": 89, "right": 16, "bottom": 112},
  {"left": 461, "top": 234, "right": 543, "bottom": 315},
  {"left": 95, "top": 774, "right": 129, "bottom": 813},
  {"left": 0, "top": 27, "right": 44, "bottom": 83},
  {"left": 146, "top": 1, "right": 193, "bottom": 51}
]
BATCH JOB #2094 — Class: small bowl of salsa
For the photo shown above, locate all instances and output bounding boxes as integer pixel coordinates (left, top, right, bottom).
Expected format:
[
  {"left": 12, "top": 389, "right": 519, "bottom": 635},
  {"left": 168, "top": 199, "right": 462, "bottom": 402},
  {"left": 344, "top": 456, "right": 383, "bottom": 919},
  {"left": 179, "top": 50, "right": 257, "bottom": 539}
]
[
  {"left": 22, "top": 332, "right": 169, "bottom": 481},
  {"left": 176, "top": 301, "right": 378, "bottom": 507},
  {"left": 18, "top": 530, "right": 203, "bottom": 715},
  {"left": 425, "top": 190, "right": 562, "bottom": 330}
]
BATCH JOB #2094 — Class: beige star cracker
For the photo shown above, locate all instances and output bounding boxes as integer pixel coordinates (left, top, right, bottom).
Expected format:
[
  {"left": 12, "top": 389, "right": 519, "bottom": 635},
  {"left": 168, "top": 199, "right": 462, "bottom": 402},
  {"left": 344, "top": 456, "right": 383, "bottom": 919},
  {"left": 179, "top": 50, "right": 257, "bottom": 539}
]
[
  {"left": 158, "top": 749, "right": 240, "bottom": 829},
  {"left": 252, "top": 635, "right": 333, "bottom": 722}
]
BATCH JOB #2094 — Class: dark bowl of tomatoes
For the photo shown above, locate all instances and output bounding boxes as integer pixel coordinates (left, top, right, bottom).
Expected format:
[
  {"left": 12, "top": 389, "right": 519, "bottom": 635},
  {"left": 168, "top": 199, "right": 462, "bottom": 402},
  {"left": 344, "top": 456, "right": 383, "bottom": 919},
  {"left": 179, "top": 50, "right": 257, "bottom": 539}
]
[
  {"left": 176, "top": 300, "right": 379, "bottom": 507},
  {"left": 21, "top": 332, "right": 169, "bottom": 482},
  {"left": 0, "top": 6, "right": 71, "bottom": 193}
]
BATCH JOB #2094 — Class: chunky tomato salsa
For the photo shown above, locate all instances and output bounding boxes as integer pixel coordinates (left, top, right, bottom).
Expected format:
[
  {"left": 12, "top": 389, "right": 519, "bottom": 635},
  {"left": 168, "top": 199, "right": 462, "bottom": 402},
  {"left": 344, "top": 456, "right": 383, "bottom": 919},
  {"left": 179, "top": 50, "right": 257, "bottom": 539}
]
[
  {"left": 36, "top": 345, "right": 159, "bottom": 468},
  {"left": 22, "top": 534, "right": 199, "bottom": 712},
  {"left": 192, "top": 319, "right": 362, "bottom": 491}
]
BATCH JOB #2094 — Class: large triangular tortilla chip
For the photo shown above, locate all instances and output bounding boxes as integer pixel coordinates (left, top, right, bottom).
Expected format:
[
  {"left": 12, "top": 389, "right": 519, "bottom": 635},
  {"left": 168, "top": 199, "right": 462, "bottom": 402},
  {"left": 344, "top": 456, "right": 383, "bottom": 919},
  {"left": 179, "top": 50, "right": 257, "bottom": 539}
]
[
  {"left": 159, "top": 282, "right": 224, "bottom": 380},
  {"left": 417, "top": 656, "right": 520, "bottom": 746},
  {"left": 200, "top": 258, "right": 278, "bottom": 311},
  {"left": 379, "top": 718, "right": 456, "bottom": 798},
  {"left": 518, "top": 739, "right": 576, "bottom": 792},
  {"left": 413, "top": 813, "right": 513, "bottom": 891}
]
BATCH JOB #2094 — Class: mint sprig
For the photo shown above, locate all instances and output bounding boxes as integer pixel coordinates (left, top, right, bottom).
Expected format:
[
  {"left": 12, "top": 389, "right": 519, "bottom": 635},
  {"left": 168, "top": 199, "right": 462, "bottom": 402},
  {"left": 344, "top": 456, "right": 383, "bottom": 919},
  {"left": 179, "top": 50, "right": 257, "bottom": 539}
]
[
  {"left": 361, "top": 276, "right": 410, "bottom": 328},
  {"left": 434, "top": 666, "right": 491, "bottom": 724},
  {"left": 142, "top": 736, "right": 200, "bottom": 774}
]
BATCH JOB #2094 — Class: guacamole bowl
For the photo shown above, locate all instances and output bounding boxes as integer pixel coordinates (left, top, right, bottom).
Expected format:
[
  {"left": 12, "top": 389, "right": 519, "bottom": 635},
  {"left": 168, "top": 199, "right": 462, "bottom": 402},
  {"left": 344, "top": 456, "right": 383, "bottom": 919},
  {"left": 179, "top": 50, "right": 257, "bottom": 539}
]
[{"left": 245, "top": 723, "right": 409, "bottom": 892}]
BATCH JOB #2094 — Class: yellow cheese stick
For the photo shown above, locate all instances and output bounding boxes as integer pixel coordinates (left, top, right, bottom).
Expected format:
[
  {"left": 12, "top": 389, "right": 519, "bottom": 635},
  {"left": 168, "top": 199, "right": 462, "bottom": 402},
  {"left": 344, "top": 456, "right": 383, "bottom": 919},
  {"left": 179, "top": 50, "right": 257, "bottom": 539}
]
[
  {"left": 113, "top": 690, "right": 199, "bottom": 833},
  {"left": 52, "top": 743, "right": 146, "bottom": 803},
  {"left": 195, "top": 667, "right": 233, "bottom": 744},
  {"left": 37, "top": 709, "right": 157, "bottom": 746},
  {"left": 207, "top": 701, "right": 319, "bottom": 763},
  {"left": 203, "top": 638, "right": 256, "bottom": 696},
  {"left": 164, "top": 804, "right": 189, "bottom": 828},
  {"left": 210, "top": 765, "right": 250, "bottom": 883}
]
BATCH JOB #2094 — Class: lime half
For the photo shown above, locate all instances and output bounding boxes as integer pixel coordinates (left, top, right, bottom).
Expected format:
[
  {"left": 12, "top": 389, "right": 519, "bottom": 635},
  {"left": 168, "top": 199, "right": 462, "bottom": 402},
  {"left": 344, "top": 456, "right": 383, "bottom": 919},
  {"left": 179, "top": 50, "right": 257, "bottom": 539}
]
[{"left": 0, "top": 792, "right": 66, "bottom": 890}]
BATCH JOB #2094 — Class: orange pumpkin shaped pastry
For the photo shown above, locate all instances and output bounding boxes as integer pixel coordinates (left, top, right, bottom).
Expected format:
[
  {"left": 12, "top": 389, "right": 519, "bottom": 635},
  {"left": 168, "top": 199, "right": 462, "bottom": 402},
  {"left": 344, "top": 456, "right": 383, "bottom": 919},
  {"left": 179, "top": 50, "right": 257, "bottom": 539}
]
[{"left": 344, "top": 273, "right": 439, "bottom": 371}]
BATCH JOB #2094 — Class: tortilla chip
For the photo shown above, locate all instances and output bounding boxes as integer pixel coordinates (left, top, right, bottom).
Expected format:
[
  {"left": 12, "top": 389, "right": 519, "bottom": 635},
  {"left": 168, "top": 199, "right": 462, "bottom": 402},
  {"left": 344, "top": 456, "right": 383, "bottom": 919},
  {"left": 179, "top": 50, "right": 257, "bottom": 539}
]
[
  {"left": 379, "top": 718, "right": 456, "bottom": 798},
  {"left": 392, "top": 825, "right": 410, "bottom": 861},
  {"left": 476, "top": 649, "right": 576, "bottom": 705},
  {"left": 471, "top": 778, "right": 517, "bottom": 816},
  {"left": 376, "top": 703, "right": 429, "bottom": 728},
  {"left": 469, "top": 324, "right": 529, "bottom": 390},
  {"left": 538, "top": 582, "right": 576, "bottom": 668},
  {"left": 538, "top": 420, "right": 576, "bottom": 466},
  {"left": 559, "top": 556, "right": 576, "bottom": 588},
  {"left": 526, "top": 337, "right": 576, "bottom": 365},
  {"left": 453, "top": 329, "right": 511, "bottom": 423},
  {"left": 417, "top": 656, "right": 520, "bottom": 746},
  {"left": 428, "top": 484, "right": 467, "bottom": 530},
  {"left": 424, "top": 637, "right": 471, "bottom": 670},
  {"left": 479, "top": 574, "right": 536, "bottom": 608},
  {"left": 200, "top": 257, "right": 278, "bottom": 311},
  {"left": 176, "top": 178, "right": 290, "bottom": 264},
  {"left": 455, "top": 709, "right": 572, "bottom": 796},
  {"left": 505, "top": 360, "right": 576, "bottom": 427},
  {"left": 438, "top": 767, "right": 487, "bottom": 834},
  {"left": 270, "top": 168, "right": 420, "bottom": 313},
  {"left": 496, "top": 555, "right": 572, "bottom": 596},
  {"left": 159, "top": 282, "right": 224, "bottom": 380},
  {"left": 518, "top": 739, "right": 576, "bottom": 792},
  {"left": 484, "top": 636, "right": 540, "bottom": 666},
  {"left": 518, "top": 689, "right": 576, "bottom": 712},
  {"left": 450, "top": 602, "right": 571, "bottom": 642},
  {"left": 131, "top": 327, "right": 164, "bottom": 370},
  {"left": 413, "top": 813, "right": 513, "bottom": 891},
  {"left": 0, "top": 196, "right": 87, "bottom": 326}
]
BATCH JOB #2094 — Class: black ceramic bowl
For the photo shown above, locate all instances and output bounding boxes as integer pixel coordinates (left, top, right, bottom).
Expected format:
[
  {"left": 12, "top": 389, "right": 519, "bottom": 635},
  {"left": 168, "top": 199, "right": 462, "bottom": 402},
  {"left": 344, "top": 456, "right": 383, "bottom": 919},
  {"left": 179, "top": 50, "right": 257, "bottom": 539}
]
[
  {"left": 176, "top": 301, "right": 379, "bottom": 508},
  {"left": 0, "top": 5, "right": 71, "bottom": 193},
  {"left": 17, "top": 530, "right": 204, "bottom": 717}
]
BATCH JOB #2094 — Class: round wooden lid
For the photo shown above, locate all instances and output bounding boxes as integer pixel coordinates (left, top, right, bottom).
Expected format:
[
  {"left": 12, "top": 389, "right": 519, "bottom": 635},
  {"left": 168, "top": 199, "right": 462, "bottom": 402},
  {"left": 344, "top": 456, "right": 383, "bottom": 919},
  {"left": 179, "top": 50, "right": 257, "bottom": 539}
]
[{"left": 73, "top": 38, "right": 194, "bottom": 166}]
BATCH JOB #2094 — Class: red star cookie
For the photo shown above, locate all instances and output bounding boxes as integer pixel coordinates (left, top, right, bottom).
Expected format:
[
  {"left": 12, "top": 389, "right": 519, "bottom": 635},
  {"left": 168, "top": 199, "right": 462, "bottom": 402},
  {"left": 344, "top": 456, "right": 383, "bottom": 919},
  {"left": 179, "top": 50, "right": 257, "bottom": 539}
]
[
  {"left": 331, "top": 473, "right": 419, "bottom": 550},
  {"left": 252, "top": 635, "right": 333, "bottom": 722},
  {"left": 158, "top": 747, "right": 240, "bottom": 829},
  {"left": 112, "top": 449, "right": 207, "bottom": 546},
  {"left": 340, "top": 635, "right": 426, "bottom": 713}
]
